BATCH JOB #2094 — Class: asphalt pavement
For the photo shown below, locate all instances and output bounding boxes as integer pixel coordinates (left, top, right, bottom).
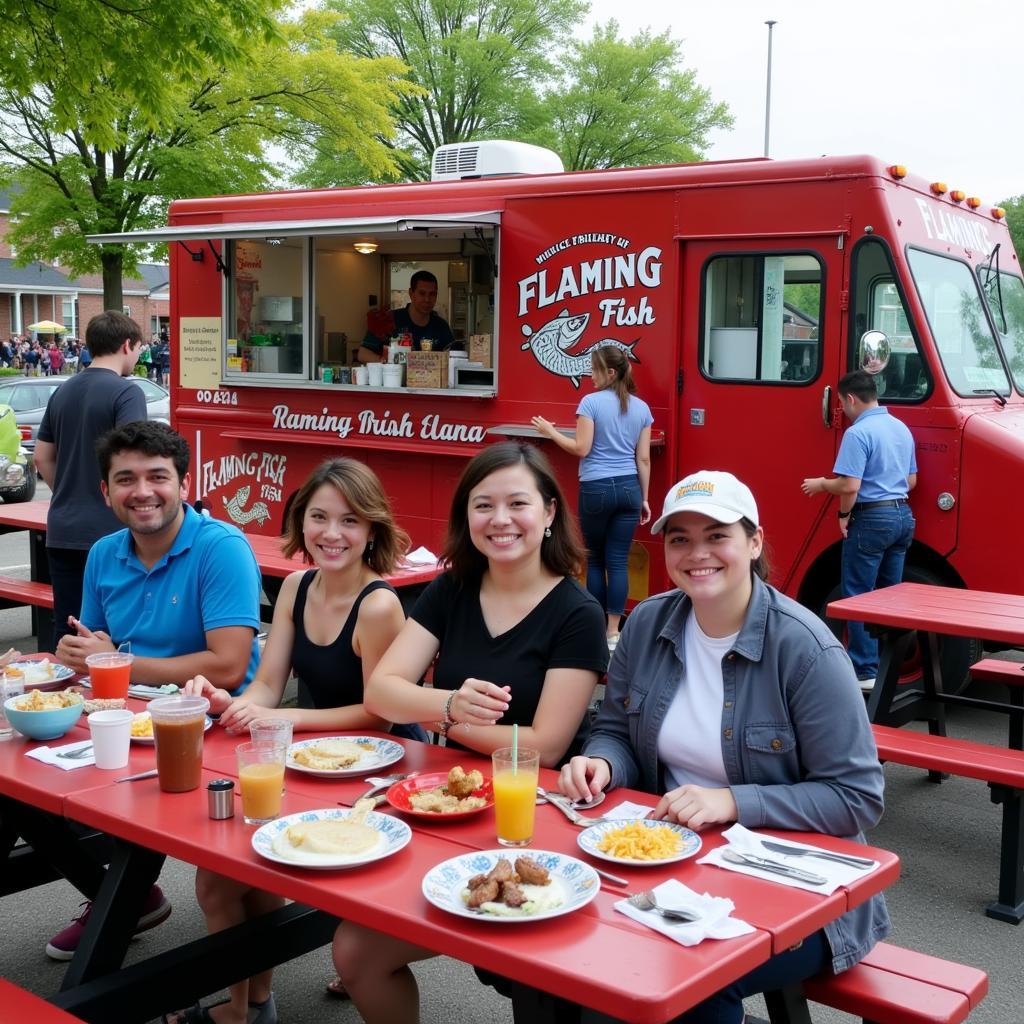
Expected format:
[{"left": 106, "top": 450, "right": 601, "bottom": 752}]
[{"left": 0, "top": 488, "right": 1018, "bottom": 1022}]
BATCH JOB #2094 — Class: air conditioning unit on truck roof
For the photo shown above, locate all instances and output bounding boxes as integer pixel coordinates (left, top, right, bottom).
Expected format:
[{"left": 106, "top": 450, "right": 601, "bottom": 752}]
[{"left": 431, "top": 140, "right": 564, "bottom": 181}]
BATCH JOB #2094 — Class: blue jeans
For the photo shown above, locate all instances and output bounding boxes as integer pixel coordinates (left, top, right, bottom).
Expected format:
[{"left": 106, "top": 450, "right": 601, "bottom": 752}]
[
  {"left": 578, "top": 475, "right": 642, "bottom": 618},
  {"left": 842, "top": 502, "right": 916, "bottom": 679},
  {"left": 667, "top": 931, "right": 830, "bottom": 1024}
]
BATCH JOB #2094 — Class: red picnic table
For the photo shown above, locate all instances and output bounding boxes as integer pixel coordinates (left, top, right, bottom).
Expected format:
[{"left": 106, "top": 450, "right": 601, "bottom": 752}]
[{"left": 2, "top": 720, "right": 898, "bottom": 1024}]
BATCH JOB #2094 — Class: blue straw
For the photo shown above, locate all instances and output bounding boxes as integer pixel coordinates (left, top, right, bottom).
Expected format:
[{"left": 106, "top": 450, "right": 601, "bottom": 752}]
[{"left": 512, "top": 723, "right": 518, "bottom": 775}]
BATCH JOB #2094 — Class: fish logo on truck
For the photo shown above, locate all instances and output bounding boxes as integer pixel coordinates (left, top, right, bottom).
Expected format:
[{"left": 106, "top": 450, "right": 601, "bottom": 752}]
[
  {"left": 520, "top": 311, "right": 639, "bottom": 389},
  {"left": 223, "top": 484, "right": 271, "bottom": 527},
  {"left": 517, "top": 234, "right": 661, "bottom": 385}
]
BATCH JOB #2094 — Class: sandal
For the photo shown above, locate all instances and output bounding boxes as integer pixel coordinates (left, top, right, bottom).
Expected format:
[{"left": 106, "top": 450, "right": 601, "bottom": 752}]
[
  {"left": 326, "top": 975, "right": 351, "bottom": 999},
  {"left": 163, "top": 999, "right": 228, "bottom": 1024}
]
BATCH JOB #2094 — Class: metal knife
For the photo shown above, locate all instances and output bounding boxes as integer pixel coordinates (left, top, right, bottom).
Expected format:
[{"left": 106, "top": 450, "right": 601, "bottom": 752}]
[
  {"left": 760, "top": 840, "right": 875, "bottom": 869},
  {"left": 721, "top": 849, "right": 828, "bottom": 885}
]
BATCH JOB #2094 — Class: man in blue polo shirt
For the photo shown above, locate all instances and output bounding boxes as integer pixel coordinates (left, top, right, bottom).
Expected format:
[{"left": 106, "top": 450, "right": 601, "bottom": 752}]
[
  {"left": 801, "top": 369, "right": 917, "bottom": 690},
  {"left": 57, "top": 421, "right": 260, "bottom": 689},
  {"left": 48, "top": 421, "right": 261, "bottom": 960}
]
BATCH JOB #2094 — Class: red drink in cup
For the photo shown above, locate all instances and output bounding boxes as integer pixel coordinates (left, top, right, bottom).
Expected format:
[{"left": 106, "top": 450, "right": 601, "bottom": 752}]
[{"left": 85, "top": 652, "right": 133, "bottom": 699}]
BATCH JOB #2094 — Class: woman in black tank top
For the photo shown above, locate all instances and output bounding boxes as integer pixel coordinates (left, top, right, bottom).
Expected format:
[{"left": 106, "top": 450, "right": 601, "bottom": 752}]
[{"left": 172, "top": 459, "right": 412, "bottom": 1024}]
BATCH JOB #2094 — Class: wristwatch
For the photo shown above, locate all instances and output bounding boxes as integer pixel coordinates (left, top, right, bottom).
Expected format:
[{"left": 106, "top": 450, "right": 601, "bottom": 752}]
[{"left": 837, "top": 509, "right": 852, "bottom": 519}]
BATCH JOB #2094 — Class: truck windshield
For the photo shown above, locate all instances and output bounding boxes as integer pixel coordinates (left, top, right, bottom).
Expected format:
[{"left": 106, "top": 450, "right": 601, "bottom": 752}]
[
  {"left": 907, "top": 248, "right": 1010, "bottom": 397},
  {"left": 990, "top": 272, "right": 1024, "bottom": 393}
]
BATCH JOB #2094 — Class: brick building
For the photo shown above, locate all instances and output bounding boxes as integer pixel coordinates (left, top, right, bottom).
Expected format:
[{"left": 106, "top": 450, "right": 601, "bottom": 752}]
[{"left": 0, "top": 190, "right": 169, "bottom": 339}]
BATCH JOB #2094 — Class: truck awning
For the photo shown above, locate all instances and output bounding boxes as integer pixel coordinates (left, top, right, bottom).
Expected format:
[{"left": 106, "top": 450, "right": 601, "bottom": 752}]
[{"left": 86, "top": 211, "right": 501, "bottom": 245}]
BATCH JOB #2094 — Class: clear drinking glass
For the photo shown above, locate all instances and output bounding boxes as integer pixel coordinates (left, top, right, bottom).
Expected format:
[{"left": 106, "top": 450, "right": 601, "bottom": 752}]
[
  {"left": 492, "top": 747, "right": 540, "bottom": 847},
  {"left": 237, "top": 741, "right": 287, "bottom": 825}
]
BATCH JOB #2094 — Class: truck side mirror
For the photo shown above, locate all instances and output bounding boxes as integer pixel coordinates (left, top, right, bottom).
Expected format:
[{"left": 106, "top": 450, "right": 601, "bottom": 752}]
[{"left": 858, "top": 330, "right": 891, "bottom": 375}]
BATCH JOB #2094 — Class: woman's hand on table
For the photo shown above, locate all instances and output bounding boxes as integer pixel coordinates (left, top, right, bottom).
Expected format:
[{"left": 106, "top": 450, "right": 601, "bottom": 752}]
[
  {"left": 450, "top": 678, "right": 511, "bottom": 727},
  {"left": 0, "top": 647, "right": 21, "bottom": 669},
  {"left": 653, "top": 784, "right": 737, "bottom": 831},
  {"left": 182, "top": 675, "right": 234, "bottom": 718},
  {"left": 558, "top": 755, "right": 611, "bottom": 803}
]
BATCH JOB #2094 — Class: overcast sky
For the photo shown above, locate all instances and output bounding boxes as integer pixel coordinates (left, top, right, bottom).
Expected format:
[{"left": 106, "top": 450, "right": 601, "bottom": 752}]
[{"left": 582, "top": 0, "right": 1023, "bottom": 203}]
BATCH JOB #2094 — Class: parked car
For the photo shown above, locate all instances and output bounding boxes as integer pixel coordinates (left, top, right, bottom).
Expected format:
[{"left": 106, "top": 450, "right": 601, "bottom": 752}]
[{"left": 0, "top": 376, "right": 170, "bottom": 453}]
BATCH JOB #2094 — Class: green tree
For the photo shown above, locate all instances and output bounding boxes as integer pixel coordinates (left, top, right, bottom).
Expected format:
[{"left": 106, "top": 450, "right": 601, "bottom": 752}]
[
  {"left": 0, "top": 5, "right": 410, "bottom": 308},
  {"left": 309, "top": 0, "right": 588, "bottom": 184},
  {"left": 530, "top": 22, "right": 732, "bottom": 171},
  {"left": 998, "top": 194, "right": 1024, "bottom": 261}
]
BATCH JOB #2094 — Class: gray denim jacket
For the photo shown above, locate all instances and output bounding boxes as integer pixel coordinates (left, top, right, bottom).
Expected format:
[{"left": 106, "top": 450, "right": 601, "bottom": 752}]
[{"left": 586, "top": 577, "right": 891, "bottom": 973}]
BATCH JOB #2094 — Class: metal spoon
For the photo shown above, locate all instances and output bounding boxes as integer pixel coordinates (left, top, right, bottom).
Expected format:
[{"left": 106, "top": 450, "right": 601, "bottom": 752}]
[
  {"left": 627, "top": 889, "right": 701, "bottom": 923},
  {"left": 721, "top": 848, "right": 828, "bottom": 885}
]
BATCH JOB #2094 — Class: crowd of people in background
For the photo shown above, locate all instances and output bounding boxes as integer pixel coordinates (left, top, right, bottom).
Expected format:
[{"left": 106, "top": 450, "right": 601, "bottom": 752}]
[{"left": 1, "top": 328, "right": 170, "bottom": 384}]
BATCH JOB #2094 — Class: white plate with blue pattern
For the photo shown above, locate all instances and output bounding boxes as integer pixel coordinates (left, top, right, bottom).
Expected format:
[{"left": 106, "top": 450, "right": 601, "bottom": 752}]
[
  {"left": 576, "top": 818, "right": 702, "bottom": 865},
  {"left": 422, "top": 848, "right": 600, "bottom": 922},
  {"left": 251, "top": 807, "right": 412, "bottom": 869},
  {"left": 285, "top": 735, "right": 405, "bottom": 778}
]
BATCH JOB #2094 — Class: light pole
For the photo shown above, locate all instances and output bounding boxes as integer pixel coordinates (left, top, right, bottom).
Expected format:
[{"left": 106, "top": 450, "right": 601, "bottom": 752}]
[{"left": 764, "top": 20, "right": 777, "bottom": 157}]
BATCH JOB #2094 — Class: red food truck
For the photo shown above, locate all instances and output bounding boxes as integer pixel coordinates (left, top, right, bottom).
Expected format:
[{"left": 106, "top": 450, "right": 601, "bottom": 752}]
[{"left": 91, "top": 144, "right": 1024, "bottom": 685}]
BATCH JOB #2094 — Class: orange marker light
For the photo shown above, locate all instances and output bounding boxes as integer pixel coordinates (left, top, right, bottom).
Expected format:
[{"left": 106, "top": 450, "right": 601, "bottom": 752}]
[
  {"left": 967, "top": 196, "right": 982, "bottom": 209},
  {"left": 950, "top": 190, "right": 966, "bottom": 203},
  {"left": 888, "top": 165, "right": 907, "bottom": 179},
  {"left": 992, "top": 207, "right": 1006, "bottom": 219},
  {"left": 930, "top": 182, "right": 948, "bottom": 195}
]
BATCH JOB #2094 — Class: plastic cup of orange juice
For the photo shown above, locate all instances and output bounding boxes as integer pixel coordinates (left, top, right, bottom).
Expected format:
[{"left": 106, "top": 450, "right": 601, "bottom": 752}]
[
  {"left": 85, "top": 652, "right": 133, "bottom": 699},
  {"left": 237, "top": 741, "right": 287, "bottom": 825},
  {"left": 492, "top": 747, "right": 540, "bottom": 847}
]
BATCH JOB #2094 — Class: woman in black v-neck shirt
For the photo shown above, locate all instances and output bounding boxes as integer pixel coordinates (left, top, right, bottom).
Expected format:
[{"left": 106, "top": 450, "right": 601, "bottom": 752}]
[
  {"left": 334, "top": 442, "right": 607, "bottom": 1024},
  {"left": 175, "top": 459, "right": 410, "bottom": 1024}
]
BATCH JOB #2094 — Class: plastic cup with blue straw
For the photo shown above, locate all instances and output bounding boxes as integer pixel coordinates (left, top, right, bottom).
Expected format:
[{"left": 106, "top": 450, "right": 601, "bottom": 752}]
[{"left": 492, "top": 723, "right": 538, "bottom": 847}]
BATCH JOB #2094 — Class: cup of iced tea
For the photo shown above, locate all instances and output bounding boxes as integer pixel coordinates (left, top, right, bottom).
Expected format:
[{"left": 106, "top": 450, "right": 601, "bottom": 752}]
[
  {"left": 492, "top": 747, "right": 540, "bottom": 847},
  {"left": 237, "top": 741, "right": 287, "bottom": 825},
  {"left": 85, "top": 651, "right": 133, "bottom": 699},
  {"left": 149, "top": 696, "right": 210, "bottom": 793}
]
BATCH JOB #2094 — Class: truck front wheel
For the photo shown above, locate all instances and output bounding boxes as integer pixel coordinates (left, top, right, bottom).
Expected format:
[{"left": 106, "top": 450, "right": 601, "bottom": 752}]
[{"left": 819, "top": 565, "right": 981, "bottom": 696}]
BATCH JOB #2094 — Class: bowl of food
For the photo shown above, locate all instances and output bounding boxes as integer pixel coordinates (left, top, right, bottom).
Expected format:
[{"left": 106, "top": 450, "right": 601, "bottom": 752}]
[{"left": 4, "top": 688, "right": 84, "bottom": 740}]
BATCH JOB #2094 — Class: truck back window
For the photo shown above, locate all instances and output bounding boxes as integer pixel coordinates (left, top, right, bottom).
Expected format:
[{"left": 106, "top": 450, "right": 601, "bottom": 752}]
[{"left": 701, "top": 254, "right": 822, "bottom": 384}]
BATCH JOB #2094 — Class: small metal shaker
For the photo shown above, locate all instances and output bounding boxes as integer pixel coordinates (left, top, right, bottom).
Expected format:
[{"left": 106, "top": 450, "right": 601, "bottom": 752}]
[{"left": 207, "top": 778, "right": 235, "bottom": 819}]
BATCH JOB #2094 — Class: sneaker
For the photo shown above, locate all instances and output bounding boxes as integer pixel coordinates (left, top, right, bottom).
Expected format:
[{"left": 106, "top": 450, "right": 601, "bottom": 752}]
[
  {"left": 45, "top": 884, "right": 171, "bottom": 961},
  {"left": 607, "top": 634, "right": 620, "bottom": 653},
  {"left": 858, "top": 677, "right": 876, "bottom": 694}
]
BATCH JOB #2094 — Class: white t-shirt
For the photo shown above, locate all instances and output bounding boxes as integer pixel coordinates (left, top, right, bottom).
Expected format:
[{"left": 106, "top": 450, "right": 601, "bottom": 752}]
[{"left": 657, "top": 614, "right": 735, "bottom": 791}]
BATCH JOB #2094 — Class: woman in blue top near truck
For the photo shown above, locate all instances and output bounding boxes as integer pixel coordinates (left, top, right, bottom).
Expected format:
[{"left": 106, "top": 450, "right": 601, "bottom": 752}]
[
  {"left": 558, "top": 470, "right": 889, "bottom": 1024},
  {"left": 532, "top": 343, "right": 652, "bottom": 650},
  {"left": 532, "top": 344, "right": 651, "bottom": 647}
]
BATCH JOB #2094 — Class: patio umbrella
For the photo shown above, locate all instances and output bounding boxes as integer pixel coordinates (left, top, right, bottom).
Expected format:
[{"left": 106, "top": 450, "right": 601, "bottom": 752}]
[{"left": 26, "top": 320, "right": 68, "bottom": 333}]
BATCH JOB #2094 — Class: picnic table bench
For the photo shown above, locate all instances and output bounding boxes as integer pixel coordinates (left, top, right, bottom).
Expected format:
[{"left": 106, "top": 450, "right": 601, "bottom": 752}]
[{"left": 828, "top": 582, "right": 1024, "bottom": 923}]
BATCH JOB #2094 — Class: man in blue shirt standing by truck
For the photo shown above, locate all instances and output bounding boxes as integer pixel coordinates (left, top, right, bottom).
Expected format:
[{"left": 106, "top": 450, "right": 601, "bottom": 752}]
[{"left": 801, "top": 369, "right": 917, "bottom": 690}]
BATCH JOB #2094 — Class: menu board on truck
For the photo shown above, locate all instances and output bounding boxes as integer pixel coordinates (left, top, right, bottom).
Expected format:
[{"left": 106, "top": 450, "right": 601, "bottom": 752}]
[{"left": 180, "top": 317, "right": 222, "bottom": 389}]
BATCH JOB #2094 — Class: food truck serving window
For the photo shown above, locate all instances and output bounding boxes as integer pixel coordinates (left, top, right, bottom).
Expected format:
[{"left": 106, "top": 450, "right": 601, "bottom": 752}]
[
  {"left": 907, "top": 248, "right": 1010, "bottom": 397},
  {"left": 701, "top": 253, "right": 823, "bottom": 383},
  {"left": 221, "top": 223, "right": 498, "bottom": 391}
]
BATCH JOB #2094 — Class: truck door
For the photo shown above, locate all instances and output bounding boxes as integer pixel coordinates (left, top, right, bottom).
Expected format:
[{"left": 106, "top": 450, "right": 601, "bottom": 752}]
[{"left": 678, "top": 239, "right": 844, "bottom": 590}]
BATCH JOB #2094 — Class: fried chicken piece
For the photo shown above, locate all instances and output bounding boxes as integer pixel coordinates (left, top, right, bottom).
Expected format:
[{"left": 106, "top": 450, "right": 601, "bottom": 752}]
[
  {"left": 467, "top": 872, "right": 489, "bottom": 890},
  {"left": 514, "top": 856, "right": 550, "bottom": 886},
  {"left": 500, "top": 881, "right": 528, "bottom": 907},
  {"left": 486, "top": 857, "right": 515, "bottom": 883},
  {"left": 467, "top": 878, "right": 501, "bottom": 907},
  {"left": 447, "top": 766, "right": 484, "bottom": 799}
]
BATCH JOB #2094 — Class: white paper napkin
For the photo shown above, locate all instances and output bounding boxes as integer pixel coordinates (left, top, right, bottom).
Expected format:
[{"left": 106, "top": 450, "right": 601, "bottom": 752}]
[
  {"left": 25, "top": 738, "right": 95, "bottom": 770},
  {"left": 402, "top": 546, "right": 439, "bottom": 566},
  {"left": 615, "top": 878, "right": 755, "bottom": 946},
  {"left": 697, "top": 823, "right": 879, "bottom": 895},
  {"left": 604, "top": 799, "right": 658, "bottom": 820}
]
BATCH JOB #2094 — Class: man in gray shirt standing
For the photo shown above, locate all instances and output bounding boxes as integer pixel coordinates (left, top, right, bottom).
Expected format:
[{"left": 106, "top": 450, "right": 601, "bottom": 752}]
[{"left": 35, "top": 310, "right": 147, "bottom": 651}]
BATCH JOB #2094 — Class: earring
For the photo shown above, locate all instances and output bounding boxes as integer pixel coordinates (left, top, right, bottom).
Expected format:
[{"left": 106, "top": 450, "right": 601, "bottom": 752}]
[
  {"left": 544, "top": 527, "right": 552, "bottom": 538},
  {"left": 368, "top": 538, "right": 375, "bottom": 550}
]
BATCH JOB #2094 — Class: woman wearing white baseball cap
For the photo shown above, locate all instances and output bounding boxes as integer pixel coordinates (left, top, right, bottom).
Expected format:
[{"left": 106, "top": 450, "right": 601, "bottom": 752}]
[{"left": 560, "top": 470, "right": 889, "bottom": 1024}]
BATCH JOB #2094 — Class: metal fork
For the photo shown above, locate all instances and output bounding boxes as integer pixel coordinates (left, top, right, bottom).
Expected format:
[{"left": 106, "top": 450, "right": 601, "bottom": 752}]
[
  {"left": 536, "top": 788, "right": 614, "bottom": 827},
  {"left": 55, "top": 745, "right": 93, "bottom": 760},
  {"left": 627, "top": 890, "right": 701, "bottom": 923}
]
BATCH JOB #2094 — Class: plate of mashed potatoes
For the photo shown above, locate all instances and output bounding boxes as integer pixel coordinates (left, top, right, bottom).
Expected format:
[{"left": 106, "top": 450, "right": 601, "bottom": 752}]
[
  {"left": 285, "top": 736, "right": 405, "bottom": 778},
  {"left": 252, "top": 805, "right": 412, "bottom": 869}
]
